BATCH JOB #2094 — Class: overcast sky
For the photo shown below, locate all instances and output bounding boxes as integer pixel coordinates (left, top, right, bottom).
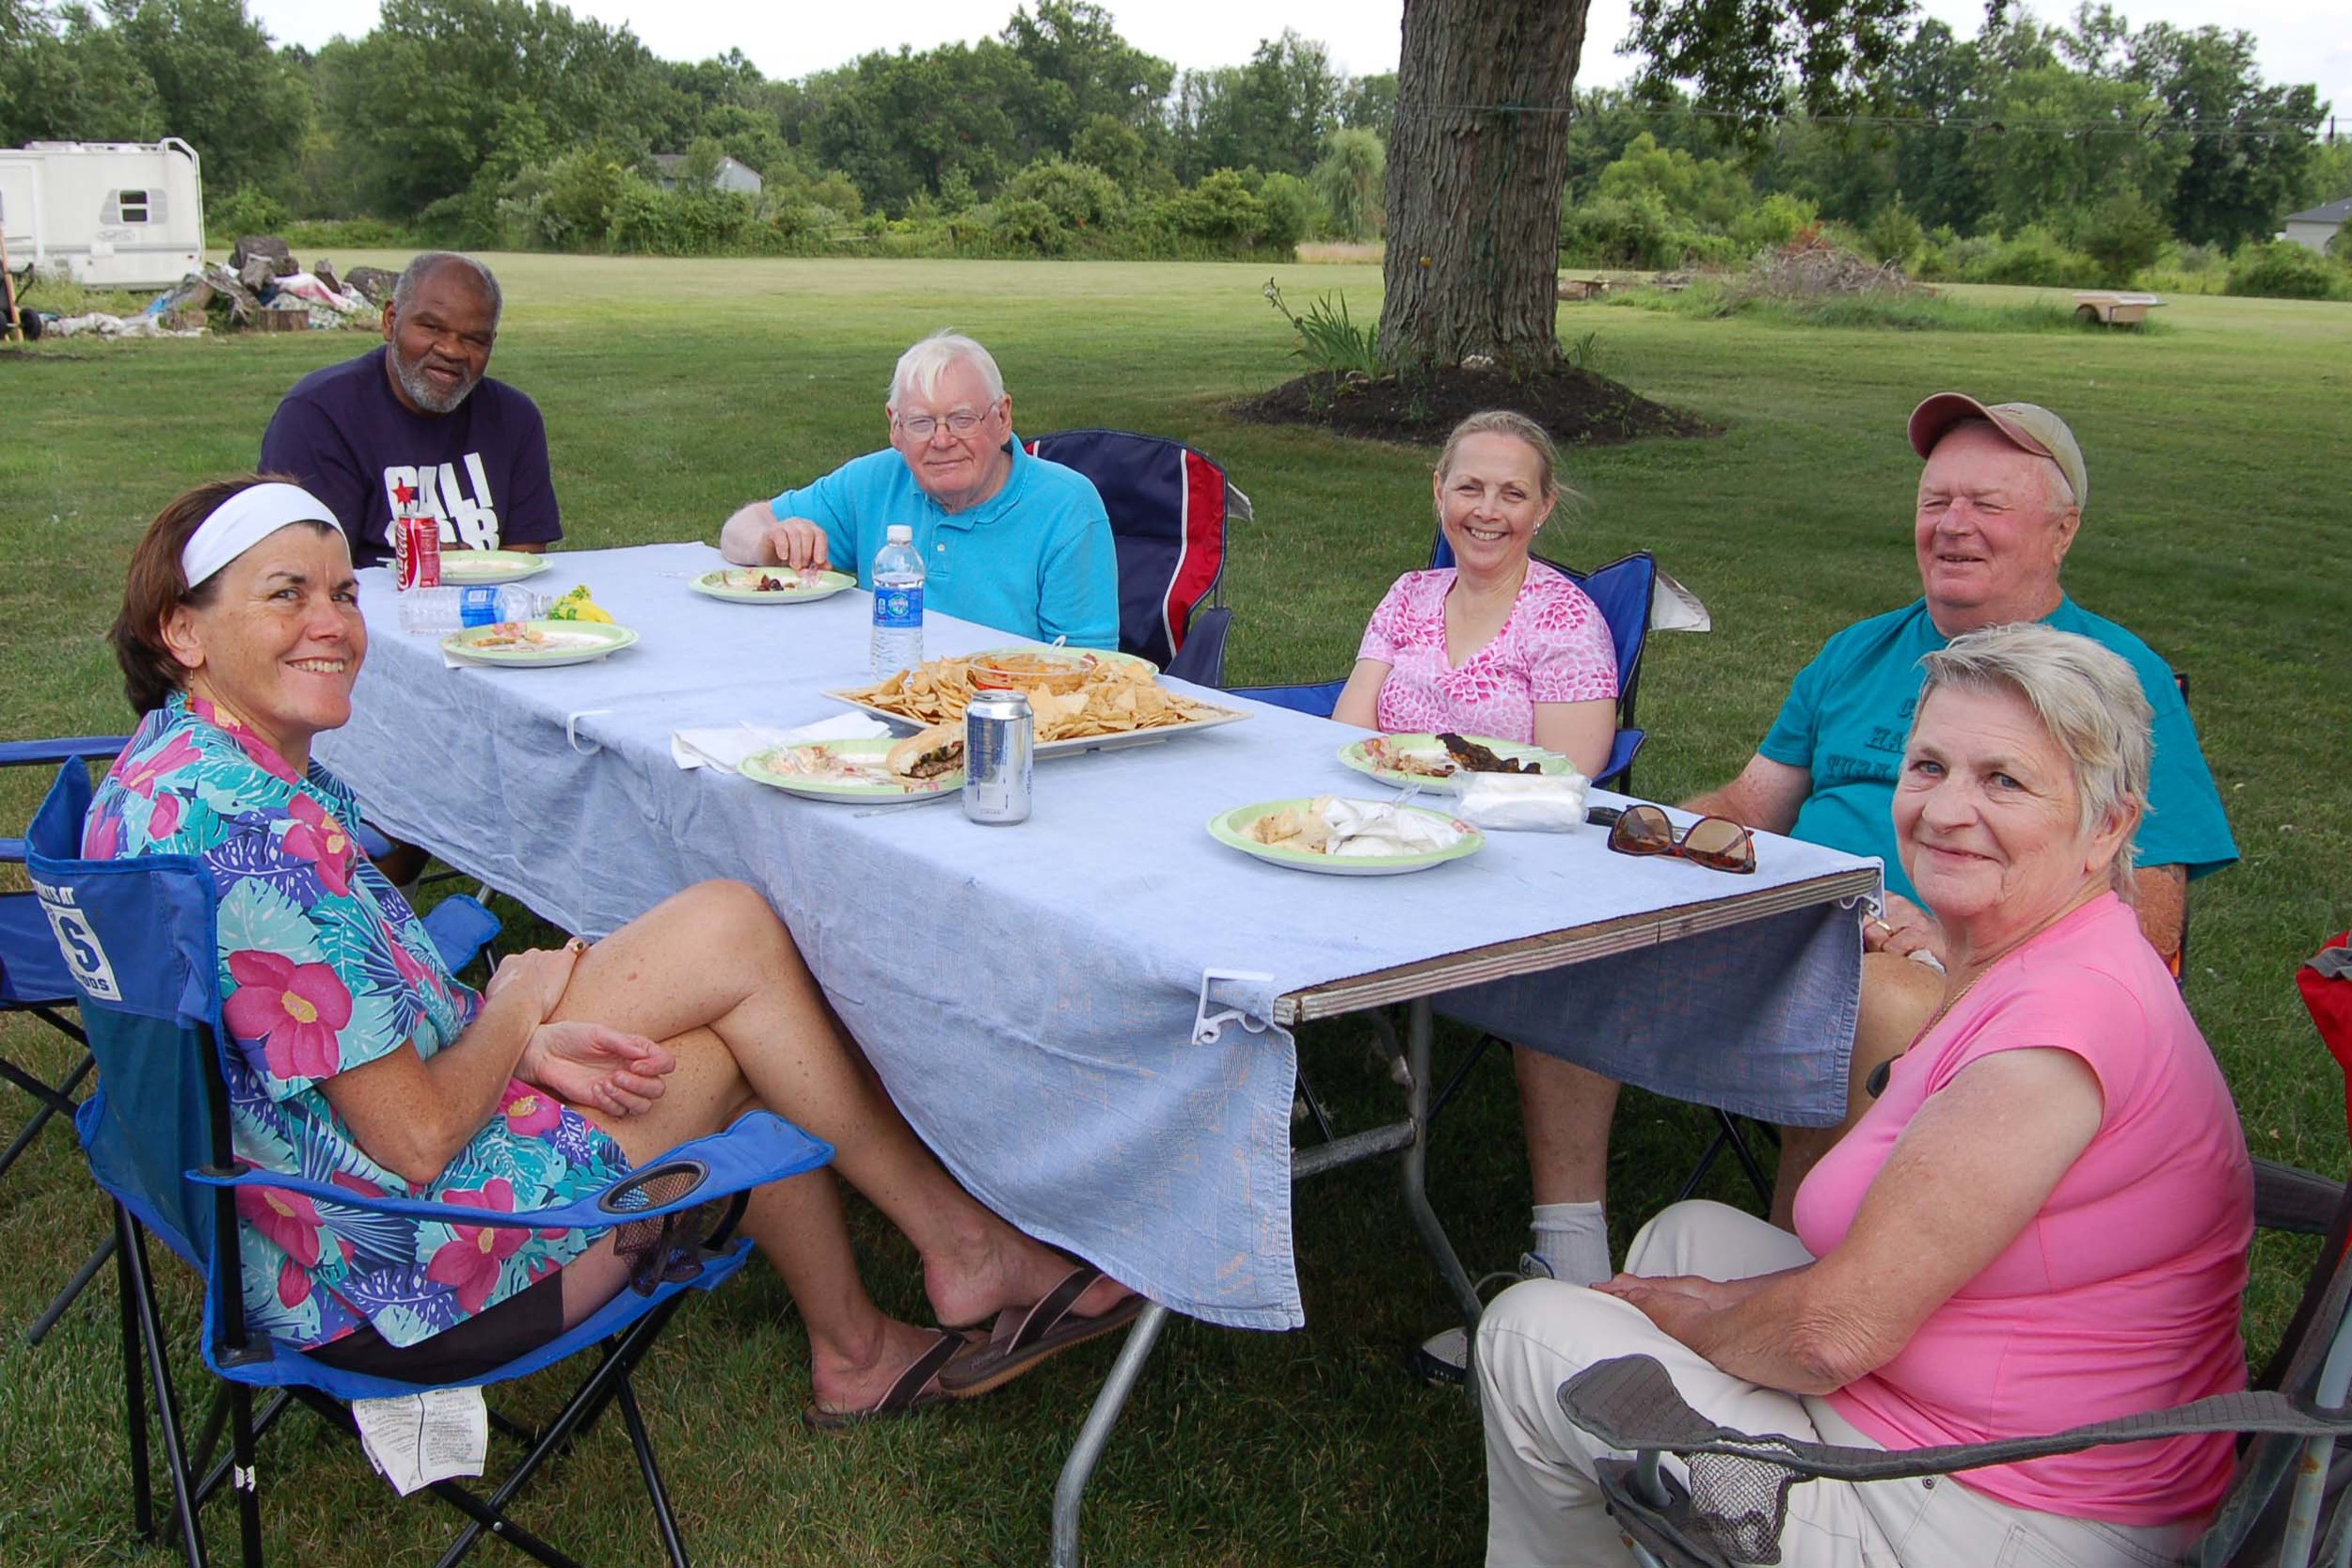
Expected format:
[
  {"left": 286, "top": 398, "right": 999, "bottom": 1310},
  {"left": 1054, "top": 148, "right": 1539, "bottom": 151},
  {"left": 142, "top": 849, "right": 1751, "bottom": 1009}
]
[{"left": 246, "top": 0, "right": 2351, "bottom": 140}]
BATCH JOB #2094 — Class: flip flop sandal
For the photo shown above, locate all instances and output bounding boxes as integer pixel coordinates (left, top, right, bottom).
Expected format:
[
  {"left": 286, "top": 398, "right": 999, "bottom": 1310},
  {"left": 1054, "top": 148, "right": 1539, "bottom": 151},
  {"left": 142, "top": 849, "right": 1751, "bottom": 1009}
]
[
  {"left": 801, "top": 1328, "right": 969, "bottom": 1433},
  {"left": 936, "top": 1264, "right": 1145, "bottom": 1400}
]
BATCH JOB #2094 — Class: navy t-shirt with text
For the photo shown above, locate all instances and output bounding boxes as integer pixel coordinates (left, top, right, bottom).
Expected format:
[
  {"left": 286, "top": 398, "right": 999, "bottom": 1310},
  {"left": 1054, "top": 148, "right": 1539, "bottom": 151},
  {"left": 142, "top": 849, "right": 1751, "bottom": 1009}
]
[{"left": 259, "top": 345, "right": 561, "bottom": 567}]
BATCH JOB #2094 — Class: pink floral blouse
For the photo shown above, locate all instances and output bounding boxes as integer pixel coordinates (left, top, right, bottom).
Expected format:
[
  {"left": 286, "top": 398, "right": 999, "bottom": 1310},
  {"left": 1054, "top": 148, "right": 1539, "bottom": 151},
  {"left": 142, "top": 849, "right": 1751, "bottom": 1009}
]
[{"left": 1357, "top": 564, "right": 1618, "bottom": 744}]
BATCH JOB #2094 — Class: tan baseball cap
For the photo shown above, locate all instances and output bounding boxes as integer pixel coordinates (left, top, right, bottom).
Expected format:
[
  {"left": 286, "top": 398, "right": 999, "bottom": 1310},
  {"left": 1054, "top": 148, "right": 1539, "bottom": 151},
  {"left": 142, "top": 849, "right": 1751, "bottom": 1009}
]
[{"left": 1907, "top": 393, "right": 2088, "bottom": 510}]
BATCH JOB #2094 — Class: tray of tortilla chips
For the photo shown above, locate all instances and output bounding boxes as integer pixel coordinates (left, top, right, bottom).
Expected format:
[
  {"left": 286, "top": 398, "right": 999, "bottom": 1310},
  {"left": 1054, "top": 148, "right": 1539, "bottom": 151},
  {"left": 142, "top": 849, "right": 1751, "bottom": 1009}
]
[{"left": 828, "top": 648, "right": 1247, "bottom": 755}]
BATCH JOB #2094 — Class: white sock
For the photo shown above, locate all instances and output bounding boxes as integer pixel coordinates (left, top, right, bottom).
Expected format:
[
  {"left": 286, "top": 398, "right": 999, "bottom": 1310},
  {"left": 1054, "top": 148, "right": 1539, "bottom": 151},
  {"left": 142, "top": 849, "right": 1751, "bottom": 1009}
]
[{"left": 1529, "top": 1200, "right": 1612, "bottom": 1287}]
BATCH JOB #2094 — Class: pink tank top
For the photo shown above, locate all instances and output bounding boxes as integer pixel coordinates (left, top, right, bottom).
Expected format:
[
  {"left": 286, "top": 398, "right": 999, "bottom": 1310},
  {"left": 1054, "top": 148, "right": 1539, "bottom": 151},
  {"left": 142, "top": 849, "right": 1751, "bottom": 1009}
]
[{"left": 1794, "top": 895, "right": 2251, "bottom": 1525}]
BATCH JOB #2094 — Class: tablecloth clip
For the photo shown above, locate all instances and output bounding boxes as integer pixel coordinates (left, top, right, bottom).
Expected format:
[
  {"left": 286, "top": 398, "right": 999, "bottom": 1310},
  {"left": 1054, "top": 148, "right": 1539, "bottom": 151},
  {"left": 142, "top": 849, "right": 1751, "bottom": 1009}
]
[
  {"left": 565, "top": 708, "right": 613, "bottom": 755},
  {"left": 1194, "top": 969, "right": 1277, "bottom": 1045}
]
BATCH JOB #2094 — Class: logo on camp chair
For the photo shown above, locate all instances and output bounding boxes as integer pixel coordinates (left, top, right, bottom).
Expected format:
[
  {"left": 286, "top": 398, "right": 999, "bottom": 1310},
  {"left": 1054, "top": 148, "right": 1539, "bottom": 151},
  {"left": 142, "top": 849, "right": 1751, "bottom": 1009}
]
[{"left": 32, "top": 876, "right": 120, "bottom": 1003}]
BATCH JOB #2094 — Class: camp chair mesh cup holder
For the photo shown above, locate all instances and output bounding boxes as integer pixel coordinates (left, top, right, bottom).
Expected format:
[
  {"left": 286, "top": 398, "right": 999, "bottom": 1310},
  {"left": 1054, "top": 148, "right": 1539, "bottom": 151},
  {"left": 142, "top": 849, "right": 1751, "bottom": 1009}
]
[
  {"left": 1557, "top": 1149, "right": 2352, "bottom": 1568},
  {"left": 23, "top": 754, "right": 835, "bottom": 1568}
]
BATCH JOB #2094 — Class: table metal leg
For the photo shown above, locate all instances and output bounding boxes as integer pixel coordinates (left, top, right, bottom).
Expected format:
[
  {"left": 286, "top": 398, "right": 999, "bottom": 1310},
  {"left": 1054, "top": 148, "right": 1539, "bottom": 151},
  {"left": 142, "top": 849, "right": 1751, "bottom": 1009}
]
[
  {"left": 1400, "top": 998, "right": 1482, "bottom": 1332},
  {"left": 1050, "top": 1300, "right": 1170, "bottom": 1568}
]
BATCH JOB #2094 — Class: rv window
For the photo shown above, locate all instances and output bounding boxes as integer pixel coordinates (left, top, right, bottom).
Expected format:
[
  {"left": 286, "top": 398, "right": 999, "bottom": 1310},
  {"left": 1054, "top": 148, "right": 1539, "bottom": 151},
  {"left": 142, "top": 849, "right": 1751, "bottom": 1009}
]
[{"left": 119, "top": 190, "right": 151, "bottom": 223}]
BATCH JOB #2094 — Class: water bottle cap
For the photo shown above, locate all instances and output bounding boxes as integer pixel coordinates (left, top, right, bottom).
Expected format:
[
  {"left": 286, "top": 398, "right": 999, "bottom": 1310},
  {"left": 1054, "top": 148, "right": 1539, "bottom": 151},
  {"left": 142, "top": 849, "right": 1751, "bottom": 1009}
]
[{"left": 885, "top": 525, "right": 914, "bottom": 545}]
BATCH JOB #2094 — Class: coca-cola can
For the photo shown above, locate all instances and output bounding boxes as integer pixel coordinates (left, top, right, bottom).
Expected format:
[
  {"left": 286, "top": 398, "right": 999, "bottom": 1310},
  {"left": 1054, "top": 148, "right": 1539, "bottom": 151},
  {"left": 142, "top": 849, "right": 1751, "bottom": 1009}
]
[
  {"left": 962, "top": 690, "right": 1033, "bottom": 825},
  {"left": 393, "top": 514, "right": 442, "bottom": 590}
]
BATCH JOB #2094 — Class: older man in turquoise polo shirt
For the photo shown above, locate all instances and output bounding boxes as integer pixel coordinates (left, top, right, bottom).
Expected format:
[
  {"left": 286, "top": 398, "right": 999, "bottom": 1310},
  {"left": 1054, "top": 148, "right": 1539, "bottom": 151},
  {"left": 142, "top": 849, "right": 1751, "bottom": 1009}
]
[{"left": 719, "top": 331, "right": 1119, "bottom": 649}]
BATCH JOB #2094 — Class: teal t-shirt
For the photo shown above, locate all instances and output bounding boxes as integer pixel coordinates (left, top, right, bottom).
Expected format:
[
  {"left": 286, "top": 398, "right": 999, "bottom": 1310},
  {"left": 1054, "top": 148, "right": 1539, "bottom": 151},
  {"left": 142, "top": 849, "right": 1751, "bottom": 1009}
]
[
  {"left": 1757, "top": 597, "right": 2237, "bottom": 901},
  {"left": 770, "top": 433, "right": 1118, "bottom": 649}
]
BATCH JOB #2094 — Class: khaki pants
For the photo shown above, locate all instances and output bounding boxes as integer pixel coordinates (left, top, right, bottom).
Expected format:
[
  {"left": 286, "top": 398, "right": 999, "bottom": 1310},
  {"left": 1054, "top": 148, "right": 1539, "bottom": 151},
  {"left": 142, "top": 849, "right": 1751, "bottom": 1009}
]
[{"left": 1476, "top": 1200, "right": 2201, "bottom": 1568}]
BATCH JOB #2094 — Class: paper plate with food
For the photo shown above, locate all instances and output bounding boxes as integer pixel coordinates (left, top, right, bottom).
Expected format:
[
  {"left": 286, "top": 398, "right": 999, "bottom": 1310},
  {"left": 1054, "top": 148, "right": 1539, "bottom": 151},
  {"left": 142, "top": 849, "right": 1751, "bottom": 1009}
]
[
  {"left": 830, "top": 649, "right": 1244, "bottom": 755},
  {"left": 441, "top": 619, "right": 639, "bottom": 668},
  {"left": 1340, "top": 732, "right": 1578, "bottom": 790},
  {"left": 438, "top": 548, "right": 551, "bottom": 585},
  {"left": 739, "top": 727, "right": 964, "bottom": 801},
  {"left": 1207, "top": 795, "right": 1485, "bottom": 877},
  {"left": 691, "top": 565, "right": 859, "bottom": 605}
]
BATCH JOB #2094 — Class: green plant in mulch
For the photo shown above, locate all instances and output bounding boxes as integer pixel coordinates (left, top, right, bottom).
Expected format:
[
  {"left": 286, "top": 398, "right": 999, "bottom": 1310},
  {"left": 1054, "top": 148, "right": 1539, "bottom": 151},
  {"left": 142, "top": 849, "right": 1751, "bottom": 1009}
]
[{"left": 1263, "top": 277, "right": 1384, "bottom": 378}]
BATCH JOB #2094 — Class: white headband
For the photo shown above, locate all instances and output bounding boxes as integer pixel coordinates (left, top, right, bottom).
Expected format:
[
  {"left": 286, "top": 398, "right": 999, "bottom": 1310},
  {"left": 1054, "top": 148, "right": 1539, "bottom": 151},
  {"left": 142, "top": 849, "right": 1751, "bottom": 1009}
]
[{"left": 181, "top": 483, "right": 340, "bottom": 589}]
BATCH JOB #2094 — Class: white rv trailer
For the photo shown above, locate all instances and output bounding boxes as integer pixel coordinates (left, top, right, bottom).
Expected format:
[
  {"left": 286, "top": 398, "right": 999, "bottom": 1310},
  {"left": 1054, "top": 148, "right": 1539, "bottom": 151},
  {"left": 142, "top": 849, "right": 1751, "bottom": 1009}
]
[{"left": 0, "top": 137, "right": 205, "bottom": 288}]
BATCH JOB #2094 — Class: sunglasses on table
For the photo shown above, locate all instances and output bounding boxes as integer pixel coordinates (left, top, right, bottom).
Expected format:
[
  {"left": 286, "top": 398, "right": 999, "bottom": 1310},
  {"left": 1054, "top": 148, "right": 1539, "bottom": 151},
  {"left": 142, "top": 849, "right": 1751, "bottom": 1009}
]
[{"left": 1587, "top": 803, "right": 1756, "bottom": 874}]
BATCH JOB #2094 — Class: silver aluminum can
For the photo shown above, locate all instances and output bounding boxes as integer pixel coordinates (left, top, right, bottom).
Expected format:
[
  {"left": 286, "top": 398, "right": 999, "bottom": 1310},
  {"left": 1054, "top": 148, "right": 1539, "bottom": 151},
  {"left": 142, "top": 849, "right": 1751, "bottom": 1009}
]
[{"left": 962, "top": 689, "right": 1033, "bottom": 824}]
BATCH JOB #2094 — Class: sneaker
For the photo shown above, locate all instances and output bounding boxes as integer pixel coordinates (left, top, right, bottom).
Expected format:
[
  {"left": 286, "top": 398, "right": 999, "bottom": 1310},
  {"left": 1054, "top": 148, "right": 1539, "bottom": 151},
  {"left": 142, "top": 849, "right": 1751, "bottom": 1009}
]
[{"left": 1409, "top": 1254, "right": 1555, "bottom": 1386}]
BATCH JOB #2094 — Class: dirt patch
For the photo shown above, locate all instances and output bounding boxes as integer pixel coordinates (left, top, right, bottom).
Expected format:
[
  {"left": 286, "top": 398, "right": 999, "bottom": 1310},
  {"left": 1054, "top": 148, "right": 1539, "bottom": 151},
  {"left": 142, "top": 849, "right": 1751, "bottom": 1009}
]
[{"left": 1233, "top": 364, "right": 1716, "bottom": 448}]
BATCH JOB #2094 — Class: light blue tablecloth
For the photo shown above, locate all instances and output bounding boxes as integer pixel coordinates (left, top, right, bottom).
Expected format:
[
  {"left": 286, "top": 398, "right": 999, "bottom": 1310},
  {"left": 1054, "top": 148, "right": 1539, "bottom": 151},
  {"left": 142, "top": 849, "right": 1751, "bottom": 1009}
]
[{"left": 319, "top": 543, "right": 1872, "bottom": 1330}]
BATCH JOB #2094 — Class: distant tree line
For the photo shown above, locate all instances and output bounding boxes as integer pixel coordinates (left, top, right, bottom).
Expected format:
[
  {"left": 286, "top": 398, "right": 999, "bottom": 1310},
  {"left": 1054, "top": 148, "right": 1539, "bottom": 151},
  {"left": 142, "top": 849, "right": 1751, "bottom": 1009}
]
[
  {"left": 0, "top": 0, "right": 2344, "bottom": 290},
  {"left": 0, "top": 0, "right": 1394, "bottom": 260}
]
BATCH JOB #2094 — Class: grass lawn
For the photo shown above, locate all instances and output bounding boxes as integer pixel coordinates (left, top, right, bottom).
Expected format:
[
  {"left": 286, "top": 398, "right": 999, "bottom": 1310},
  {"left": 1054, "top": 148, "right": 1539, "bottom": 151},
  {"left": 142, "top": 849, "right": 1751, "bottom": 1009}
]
[{"left": 2, "top": 255, "right": 2347, "bottom": 1565}]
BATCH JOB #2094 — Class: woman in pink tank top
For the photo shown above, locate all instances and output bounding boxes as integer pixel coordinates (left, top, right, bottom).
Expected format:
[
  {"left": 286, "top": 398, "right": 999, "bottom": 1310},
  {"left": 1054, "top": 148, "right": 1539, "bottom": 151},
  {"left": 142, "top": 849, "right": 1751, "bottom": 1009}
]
[
  {"left": 1475, "top": 622, "right": 2252, "bottom": 1566},
  {"left": 1331, "top": 411, "right": 1618, "bottom": 779}
]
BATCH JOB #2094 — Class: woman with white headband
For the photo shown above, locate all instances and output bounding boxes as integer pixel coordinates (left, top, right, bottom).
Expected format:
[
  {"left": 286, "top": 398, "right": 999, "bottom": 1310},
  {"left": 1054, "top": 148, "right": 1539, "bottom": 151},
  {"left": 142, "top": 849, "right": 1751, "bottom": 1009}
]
[{"left": 88, "top": 476, "right": 1138, "bottom": 1419}]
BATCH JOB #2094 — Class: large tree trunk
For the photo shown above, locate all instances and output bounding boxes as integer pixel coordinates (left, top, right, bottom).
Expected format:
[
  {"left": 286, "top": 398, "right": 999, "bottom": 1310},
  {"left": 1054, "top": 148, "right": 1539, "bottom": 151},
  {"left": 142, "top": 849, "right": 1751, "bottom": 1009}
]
[{"left": 1378, "top": 0, "right": 1590, "bottom": 376}]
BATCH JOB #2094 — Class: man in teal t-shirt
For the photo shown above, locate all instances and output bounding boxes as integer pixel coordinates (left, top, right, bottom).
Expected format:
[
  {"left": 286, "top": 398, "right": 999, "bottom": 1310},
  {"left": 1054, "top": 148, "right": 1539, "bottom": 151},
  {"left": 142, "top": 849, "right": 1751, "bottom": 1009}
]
[
  {"left": 1469, "top": 392, "right": 2239, "bottom": 1315},
  {"left": 717, "top": 331, "right": 1118, "bottom": 649}
]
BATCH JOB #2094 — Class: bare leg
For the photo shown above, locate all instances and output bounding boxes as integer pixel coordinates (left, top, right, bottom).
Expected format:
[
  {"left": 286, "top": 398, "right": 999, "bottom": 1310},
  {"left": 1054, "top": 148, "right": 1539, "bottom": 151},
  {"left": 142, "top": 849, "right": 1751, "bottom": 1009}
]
[
  {"left": 1515, "top": 1048, "right": 1618, "bottom": 1205},
  {"left": 546, "top": 882, "right": 1124, "bottom": 1335},
  {"left": 1769, "top": 953, "right": 1944, "bottom": 1227}
]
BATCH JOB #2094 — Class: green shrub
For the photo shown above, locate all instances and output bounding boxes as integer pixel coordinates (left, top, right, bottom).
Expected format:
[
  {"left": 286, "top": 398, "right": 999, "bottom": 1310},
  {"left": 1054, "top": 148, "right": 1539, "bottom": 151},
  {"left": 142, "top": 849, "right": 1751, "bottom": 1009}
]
[
  {"left": 1006, "top": 157, "right": 1125, "bottom": 233},
  {"left": 209, "top": 185, "right": 293, "bottom": 240},
  {"left": 1728, "top": 193, "right": 1816, "bottom": 254},
  {"left": 2226, "top": 241, "right": 2344, "bottom": 301},
  {"left": 2074, "top": 191, "right": 2169, "bottom": 287},
  {"left": 1153, "top": 169, "right": 1269, "bottom": 249},
  {"left": 1558, "top": 189, "right": 1746, "bottom": 271},
  {"left": 1254, "top": 172, "right": 1317, "bottom": 256},
  {"left": 609, "top": 183, "right": 761, "bottom": 256},
  {"left": 1962, "top": 227, "right": 2095, "bottom": 288},
  {"left": 989, "top": 197, "right": 1065, "bottom": 255},
  {"left": 1863, "top": 199, "right": 1924, "bottom": 268}
]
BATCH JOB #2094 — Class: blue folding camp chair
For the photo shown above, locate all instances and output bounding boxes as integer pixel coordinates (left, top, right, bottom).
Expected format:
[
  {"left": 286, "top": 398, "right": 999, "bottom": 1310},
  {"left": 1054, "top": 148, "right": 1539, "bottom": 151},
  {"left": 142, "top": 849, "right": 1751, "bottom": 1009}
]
[
  {"left": 1023, "top": 428, "right": 1248, "bottom": 687},
  {"left": 4, "top": 735, "right": 129, "bottom": 1335},
  {"left": 1229, "top": 547, "right": 1657, "bottom": 792},
  {"left": 25, "top": 757, "right": 833, "bottom": 1568},
  {"left": 10, "top": 733, "right": 504, "bottom": 1347}
]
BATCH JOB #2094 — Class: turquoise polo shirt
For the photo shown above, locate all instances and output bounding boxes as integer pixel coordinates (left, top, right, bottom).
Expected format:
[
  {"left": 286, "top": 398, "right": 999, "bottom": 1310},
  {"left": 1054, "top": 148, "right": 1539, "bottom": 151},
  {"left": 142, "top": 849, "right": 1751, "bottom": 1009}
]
[
  {"left": 1758, "top": 596, "right": 2237, "bottom": 902},
  {"left": 769, "top": 433, "right": 1118, "bottom": 649}
]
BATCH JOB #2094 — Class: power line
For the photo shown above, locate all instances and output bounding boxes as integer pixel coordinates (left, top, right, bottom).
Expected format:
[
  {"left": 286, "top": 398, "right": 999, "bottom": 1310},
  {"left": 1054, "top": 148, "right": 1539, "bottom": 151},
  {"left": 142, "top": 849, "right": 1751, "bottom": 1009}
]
[{"left": 1394, "top": 100, "right": 2331, "bottom": 144}]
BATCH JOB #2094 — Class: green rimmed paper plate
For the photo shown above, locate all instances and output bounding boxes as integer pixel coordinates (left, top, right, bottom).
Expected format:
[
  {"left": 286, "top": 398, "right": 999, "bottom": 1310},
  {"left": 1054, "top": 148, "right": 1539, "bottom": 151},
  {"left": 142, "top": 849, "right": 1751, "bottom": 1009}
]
[
  {"left": 440, "top": 619, "right": 639, "bottom": 668},
  {"left": 691, "top": 567, "right": 859, "bottom": 605},
  {"left": 1206, "top": 797, "right": 1485, "bottom": 878},
  {"left": 739, "top": 739, "right": 963, "bottom": 802},
  {"left": 1337, "top": 734, "right": 1574, "bottom": 791},
  {"left": 437, "top": 548, "right": 551, "bottom": 585}
]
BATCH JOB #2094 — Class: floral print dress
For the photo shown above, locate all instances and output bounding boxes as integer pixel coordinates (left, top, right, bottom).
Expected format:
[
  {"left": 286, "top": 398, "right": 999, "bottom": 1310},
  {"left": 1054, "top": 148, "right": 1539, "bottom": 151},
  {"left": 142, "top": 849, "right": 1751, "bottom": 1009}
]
[{"left": 85, "top": 693, "right": 628, "bottom": 1352}]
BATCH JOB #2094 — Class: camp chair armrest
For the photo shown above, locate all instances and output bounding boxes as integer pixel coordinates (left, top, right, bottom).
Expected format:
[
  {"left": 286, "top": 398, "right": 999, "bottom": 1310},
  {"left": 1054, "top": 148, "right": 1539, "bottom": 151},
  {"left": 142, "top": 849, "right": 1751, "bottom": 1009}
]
[
  {"left": 2254, "top": 1156, "right": 2342, "bottom": 1236},
  {"left": 188, "top": 1110, "right": 831, "bottom": 1231},
  {"left": 0, "top": 735, "right": 133, "bottom": 769},
  {"left": 1560, "top": 1354, "right": 2352, "bottom": 1486}
]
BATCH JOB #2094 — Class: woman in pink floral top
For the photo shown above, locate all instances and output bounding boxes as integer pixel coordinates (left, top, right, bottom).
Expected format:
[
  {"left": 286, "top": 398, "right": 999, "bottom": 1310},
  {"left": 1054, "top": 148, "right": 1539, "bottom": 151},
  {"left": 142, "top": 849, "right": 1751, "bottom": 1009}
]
[
  {"left": 91, "top": 477, "right": 1137, "bottom": 1420},
  {"left": 1333, "top": 411, "right": 1618, "bottom": 778}
]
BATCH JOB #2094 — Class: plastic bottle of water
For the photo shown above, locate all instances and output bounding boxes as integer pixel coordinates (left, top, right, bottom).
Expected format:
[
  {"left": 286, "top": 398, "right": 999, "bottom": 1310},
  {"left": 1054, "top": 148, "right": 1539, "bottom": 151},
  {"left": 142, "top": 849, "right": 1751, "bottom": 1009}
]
[
  {"left": 397, "top": 586, "right": 465, "bottom": 635},
  {"left": 401, "top": 585, "right": 552, "bottom": 635},
  {"left": 868, "top": 524, "right": 925, "bottom": 674}
]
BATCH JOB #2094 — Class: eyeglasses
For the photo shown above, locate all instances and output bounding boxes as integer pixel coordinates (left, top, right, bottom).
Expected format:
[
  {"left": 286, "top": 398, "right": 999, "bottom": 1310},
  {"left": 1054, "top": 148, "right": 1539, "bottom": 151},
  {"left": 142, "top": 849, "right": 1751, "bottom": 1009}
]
[
  {"left": 1596, "top": 803, "right": 1756, "bottom": 874},
  {"left": 894, "top": 405, "right": 993, "bottom": 440}
]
